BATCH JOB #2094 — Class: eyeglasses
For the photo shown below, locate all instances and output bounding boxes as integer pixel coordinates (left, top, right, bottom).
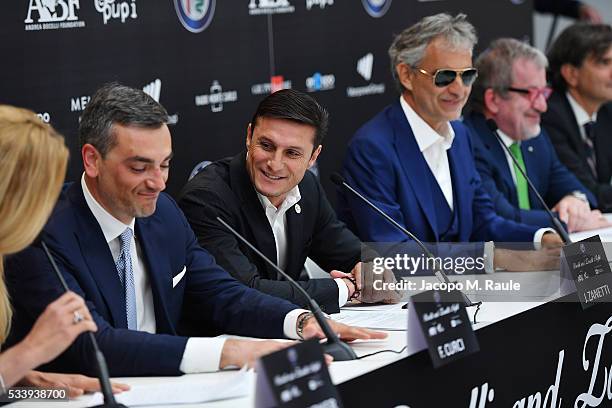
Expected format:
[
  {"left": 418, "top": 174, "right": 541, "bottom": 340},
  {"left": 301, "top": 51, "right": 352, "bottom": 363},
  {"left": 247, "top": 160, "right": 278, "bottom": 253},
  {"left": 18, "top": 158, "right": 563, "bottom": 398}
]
[
  {"left": 416, "top": 67, "right": 479, "bottom": 88},
  {"left": 506, "top": 86, "right": 553, "bottom": 103}
]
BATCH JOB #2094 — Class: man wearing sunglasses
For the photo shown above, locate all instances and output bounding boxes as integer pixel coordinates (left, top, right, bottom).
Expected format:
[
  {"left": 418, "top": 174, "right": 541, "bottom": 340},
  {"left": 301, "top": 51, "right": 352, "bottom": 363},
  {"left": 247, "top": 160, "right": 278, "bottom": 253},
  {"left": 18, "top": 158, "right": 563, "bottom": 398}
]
[
  {"left": 464, "top": 38, "right": 607, "bottom": 233},
  {"left": 339, "top": 13, "right": 561, "bottom": 272},
  {"left": 543, "top": 24, "right": 612, "bottom": 213}
]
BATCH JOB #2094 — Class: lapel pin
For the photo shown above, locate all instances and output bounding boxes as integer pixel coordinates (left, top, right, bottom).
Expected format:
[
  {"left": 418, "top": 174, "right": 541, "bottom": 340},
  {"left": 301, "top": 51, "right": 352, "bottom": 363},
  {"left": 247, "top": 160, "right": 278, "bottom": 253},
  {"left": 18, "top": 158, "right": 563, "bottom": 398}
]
[
  {"left": 295, "top": 204, "right": 301, "bottom": 214},
  {"left": 528, "top": 146, "right": 534, "bottom": 153}
]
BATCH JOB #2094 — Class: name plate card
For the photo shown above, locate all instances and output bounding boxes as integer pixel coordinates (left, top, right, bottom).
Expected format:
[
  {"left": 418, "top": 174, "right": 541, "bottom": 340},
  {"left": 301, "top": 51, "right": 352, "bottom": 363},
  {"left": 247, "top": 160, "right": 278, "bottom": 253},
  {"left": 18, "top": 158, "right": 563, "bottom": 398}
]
[
  {"left": 562, "top": 235, "right": 612, "bottom": 310},
  {"left": 255, "top": 339, "right": 342, "bottom": 408},
  {"left": 410, "top": 289, "right": 479, "bottom": 368}
]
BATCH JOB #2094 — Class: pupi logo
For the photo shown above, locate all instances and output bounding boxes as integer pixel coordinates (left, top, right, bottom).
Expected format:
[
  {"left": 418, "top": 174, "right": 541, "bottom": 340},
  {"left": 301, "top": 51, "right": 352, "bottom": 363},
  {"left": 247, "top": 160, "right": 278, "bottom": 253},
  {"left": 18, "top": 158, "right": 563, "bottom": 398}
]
[
  {"left": 361, "top": 0, "right": 392, "bottom": 18},
  {"left": 306, "top": 0, "right": 333, "bottom": 10},
  {"left": 95, "top": 0, "right": 138, "bottom": 24},
  {"left": 174, "top": 0, "right": 216, "bottom": 33}
]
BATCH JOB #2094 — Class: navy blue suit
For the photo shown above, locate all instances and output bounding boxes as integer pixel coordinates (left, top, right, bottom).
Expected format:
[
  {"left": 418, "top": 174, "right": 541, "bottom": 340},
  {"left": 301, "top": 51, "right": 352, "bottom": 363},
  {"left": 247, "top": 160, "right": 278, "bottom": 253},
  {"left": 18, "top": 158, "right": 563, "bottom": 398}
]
[
  {"left": 5, "top": 182, "right": 298, "bottom": 376},
  {"left": 338, "top": 101, "right": 539, "bottom": 244},
  {"left": 464, "top": 112, "right": 596, "bottom": 228}
]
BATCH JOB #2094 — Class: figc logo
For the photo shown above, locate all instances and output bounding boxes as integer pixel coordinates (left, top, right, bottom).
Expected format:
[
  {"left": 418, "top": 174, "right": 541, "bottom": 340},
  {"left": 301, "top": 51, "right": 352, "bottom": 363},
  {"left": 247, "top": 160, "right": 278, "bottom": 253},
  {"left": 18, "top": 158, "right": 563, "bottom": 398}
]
[{"left": 174, "top": 0, "right": 216, "bottom": 33}]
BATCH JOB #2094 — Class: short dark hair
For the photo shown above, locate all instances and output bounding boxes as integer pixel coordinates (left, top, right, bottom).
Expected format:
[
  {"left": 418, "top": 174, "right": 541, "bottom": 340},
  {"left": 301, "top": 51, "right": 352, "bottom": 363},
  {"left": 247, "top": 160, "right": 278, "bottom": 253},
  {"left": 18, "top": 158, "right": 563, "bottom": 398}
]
[
  {"left": 79, "top": 82, "right": 168, "bottom": 156},
  {"left": 548, "top": 23, "right": 612, "bottom": 91},
  {"left": 249, "top": 89, "right": 329, "bottom": 149}
]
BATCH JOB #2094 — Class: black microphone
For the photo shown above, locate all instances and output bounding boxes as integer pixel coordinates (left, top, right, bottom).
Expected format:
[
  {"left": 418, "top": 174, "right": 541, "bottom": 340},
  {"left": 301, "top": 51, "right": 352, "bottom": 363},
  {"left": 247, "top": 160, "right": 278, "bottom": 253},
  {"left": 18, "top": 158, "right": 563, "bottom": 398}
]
[
  {"left": 485, "top": 119, "right": 572, "bottom": 244},
  {"left": 330, "top": 172, "right": 482, "bottom": 314},
  {"left": 41, "top": 241, "right": 127, "bottom": 408},
  {"left": 216, "top": 216, "right": 358, "bottom": 361}
]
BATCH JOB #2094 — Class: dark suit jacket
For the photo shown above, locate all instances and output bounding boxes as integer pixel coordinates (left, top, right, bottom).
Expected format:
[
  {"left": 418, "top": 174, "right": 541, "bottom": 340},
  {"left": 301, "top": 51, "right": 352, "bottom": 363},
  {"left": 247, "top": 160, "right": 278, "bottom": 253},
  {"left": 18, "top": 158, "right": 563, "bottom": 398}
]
[
  {"left": 5, "top": 182, "right": 298, "bottom": 377},
  {"left": 542, "top": 91, "right": 612, "bottom": 212},
  {"left": 338, "top": 101, "right": 539, "bottom": 244},
  {"left": 177, "top": 153, "right": 363, "bottom": 314},
  {"left": 464, "top": 111, "right": 596, "bottom": 227}
]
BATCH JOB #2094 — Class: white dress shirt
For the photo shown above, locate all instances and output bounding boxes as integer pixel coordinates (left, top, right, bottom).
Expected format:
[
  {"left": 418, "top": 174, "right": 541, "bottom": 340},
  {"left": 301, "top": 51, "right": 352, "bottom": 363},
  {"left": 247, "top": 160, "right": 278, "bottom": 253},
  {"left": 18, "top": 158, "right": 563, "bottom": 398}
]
[
  {"left": 567, "top": 91, "right": 597, "bottom": 142},
  {"left": 81, "top": 174, "right": 305, "bottom": 373},
  {"left": 400, "top": 96, "right": 455, "bottom": 209},
  {"left": 257, "top": 187, "right": 349, "bottom": 307}
]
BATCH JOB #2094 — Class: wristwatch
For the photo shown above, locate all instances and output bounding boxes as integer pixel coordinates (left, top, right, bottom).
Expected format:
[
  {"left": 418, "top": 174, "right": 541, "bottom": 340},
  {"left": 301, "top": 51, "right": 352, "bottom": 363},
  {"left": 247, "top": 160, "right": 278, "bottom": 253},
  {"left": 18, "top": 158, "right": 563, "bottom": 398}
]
[
  {"left": 571, "top": 190, "right": 589, "bottom": 206},
  {"left": 296, "top": 312, "right": 314, "bottom": 340}
]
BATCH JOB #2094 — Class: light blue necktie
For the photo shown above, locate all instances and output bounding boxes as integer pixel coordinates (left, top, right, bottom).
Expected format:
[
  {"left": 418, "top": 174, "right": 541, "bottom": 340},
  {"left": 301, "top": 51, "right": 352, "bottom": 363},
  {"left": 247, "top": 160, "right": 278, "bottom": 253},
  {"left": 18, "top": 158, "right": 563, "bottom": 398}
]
[{"left": 116, "top": 228, "right": 137, "bottom": 330}]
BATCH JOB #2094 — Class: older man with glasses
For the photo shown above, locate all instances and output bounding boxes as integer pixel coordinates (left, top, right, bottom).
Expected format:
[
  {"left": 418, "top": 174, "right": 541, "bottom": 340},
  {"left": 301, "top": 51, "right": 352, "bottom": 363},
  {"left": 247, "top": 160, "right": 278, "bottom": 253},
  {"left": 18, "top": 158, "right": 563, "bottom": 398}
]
[
  {"left": 463, "top": 38, "right": 608, "bottom": 233},
  {"left": 339, "top": 14, "right": 562, "bottom": 273}
]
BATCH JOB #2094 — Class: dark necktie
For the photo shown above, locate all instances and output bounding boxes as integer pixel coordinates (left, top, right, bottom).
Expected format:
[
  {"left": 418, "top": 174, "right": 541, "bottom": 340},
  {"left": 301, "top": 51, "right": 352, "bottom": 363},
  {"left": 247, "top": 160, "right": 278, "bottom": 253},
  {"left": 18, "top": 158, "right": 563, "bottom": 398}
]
[{"left": 583, "top": 121, "right": 597, "bottom": 178}]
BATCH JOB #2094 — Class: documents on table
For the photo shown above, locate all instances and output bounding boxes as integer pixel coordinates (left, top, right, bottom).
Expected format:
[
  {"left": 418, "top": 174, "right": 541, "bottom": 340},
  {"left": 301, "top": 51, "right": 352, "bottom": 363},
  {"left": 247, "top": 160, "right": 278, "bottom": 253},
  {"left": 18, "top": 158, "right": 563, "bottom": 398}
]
[
  {"left": 341, "top": 302, "right": 405, "bottom": 312},
  {"left": 87, "top": 368, "right": 253, "bottom": 407},
  {"left": 331, "top": 309, "right": 407, "bottom": 331}
]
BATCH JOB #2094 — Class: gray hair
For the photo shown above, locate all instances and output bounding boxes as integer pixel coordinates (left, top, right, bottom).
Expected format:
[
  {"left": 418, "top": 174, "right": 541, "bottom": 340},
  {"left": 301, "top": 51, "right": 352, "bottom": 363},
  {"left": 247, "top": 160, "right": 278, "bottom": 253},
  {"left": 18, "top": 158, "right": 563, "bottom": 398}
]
[
  {"left": 468, "top": 38, "right": 548, "bottom": 113},
  {"left": 79, "top": 82, "right": 168, "bottom": 156},
  {"left": 388, "top": 13, "right": 478, "bottom": 92}
]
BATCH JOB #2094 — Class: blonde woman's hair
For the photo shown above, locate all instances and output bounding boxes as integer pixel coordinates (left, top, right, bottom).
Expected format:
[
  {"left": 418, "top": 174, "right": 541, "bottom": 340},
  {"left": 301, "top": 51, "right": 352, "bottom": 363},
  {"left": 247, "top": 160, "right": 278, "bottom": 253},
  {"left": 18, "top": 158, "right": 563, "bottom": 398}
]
[{"left": 0, "top": 105, "right": 68, "bottom": 343}]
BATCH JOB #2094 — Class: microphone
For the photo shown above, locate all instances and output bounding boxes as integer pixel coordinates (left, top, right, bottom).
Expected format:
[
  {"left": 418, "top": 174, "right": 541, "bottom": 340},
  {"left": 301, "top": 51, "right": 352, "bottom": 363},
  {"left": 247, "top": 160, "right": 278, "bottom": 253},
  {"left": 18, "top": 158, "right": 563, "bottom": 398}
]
[
  {"left": 41, "top": 241, "right": 127, "bottom": 408},
  {"left": 330, "top": 172, "right": 482, "bottom": 313},
  {"left": 216, "top": 216, "right": 358, "bottom": 361},
  {"left": 485, "top": 119, "right": 572, "bottom": 244}
]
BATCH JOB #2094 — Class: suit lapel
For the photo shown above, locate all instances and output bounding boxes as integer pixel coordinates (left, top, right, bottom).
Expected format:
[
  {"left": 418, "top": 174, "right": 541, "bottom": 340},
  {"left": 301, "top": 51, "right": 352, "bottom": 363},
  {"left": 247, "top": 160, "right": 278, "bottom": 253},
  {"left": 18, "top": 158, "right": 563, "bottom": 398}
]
[
  {"left": 390, "top": 102, "right": 438, "bottom": 239},
  {"left": 68, "top": 184, "right": 127, "bottom": 328},
  {"left": 229, "top": 153, "right": 278, "bottom": 278},
  {"left": 135, "top": 217, "right": 175, "bottom": 334},
  {"left": 447, "top": 123, "right": 473, "bottom": 235},
  {"left": 560, "top": 93, "right": 589, "bottom": 160}
]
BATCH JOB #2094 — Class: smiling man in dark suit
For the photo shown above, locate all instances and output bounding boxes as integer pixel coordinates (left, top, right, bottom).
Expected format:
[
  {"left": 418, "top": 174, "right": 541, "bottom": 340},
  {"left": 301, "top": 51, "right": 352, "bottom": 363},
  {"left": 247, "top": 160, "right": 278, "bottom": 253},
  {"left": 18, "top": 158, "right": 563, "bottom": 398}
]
[
  {"left": 464, "top": 38, "right": 608, "bottom": 233},
  {"left": 178, "top": 89, "right": 399, "bottom": 314},
  {"left": 543, "top": 23, "right": 612, "bottom": 212},
  {"left": 5, "top": 83, "right": 385, "bottom": 377}
]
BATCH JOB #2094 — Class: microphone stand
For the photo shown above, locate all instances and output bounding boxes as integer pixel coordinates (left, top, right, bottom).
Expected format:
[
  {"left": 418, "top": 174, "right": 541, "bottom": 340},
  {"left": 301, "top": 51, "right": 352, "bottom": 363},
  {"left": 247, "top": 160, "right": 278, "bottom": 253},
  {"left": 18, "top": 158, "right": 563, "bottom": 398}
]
[
  {"left": 41, "top": 241, "right": 127, "bottom": 408},
  {"left": 331, "top": 173, "right": 482, "bottom": 322},
  {"left": 485, "top": 118, "right": 572, "bottom": 244},
  {"left": 216, "top": 217, "right": 358, "bottom": 361}
]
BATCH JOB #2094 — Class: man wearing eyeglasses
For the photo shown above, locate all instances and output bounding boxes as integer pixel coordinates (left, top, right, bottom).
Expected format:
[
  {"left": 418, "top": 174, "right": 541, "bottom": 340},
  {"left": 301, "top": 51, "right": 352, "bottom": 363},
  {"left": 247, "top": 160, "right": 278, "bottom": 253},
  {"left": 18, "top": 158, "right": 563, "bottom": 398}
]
[
  {"left": 464, "top": 38, "right": 607, "bottom": 233},
  {"left": 339, "top": 14, "right": 562, "bottom": 272},
  {"left": 543, "top": 24, "right": 612, "bottom": 213}
]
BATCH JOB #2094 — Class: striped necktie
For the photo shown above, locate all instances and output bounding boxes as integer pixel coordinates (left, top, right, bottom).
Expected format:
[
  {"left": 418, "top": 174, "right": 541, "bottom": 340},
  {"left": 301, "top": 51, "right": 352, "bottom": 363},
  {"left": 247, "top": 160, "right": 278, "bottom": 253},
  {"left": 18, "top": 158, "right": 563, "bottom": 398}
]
[{"left": 583, "top": 121, "right": 597, "bottom": 178}]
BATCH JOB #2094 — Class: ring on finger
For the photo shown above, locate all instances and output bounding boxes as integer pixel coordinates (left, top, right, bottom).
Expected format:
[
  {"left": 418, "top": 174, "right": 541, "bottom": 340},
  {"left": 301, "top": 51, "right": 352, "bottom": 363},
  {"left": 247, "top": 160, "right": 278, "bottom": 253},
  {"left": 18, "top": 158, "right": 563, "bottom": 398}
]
[{"left": 72, "top": 311, "right": 84, "bottom": 324}]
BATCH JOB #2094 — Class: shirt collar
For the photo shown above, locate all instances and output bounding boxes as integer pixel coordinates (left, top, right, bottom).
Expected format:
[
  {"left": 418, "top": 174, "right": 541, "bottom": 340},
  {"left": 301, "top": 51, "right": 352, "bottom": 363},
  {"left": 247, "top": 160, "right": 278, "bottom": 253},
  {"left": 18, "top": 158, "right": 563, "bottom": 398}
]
[
  {"left": 81, "top": 173, "right": 135, "bottom": 243},
  {"left": 400, "top": 95, "right": 454, "bottom": 152},
  {"left": 566, "top": 91, "right": 597, "bottom": 126},
  {"left": 257, "top": 185, "right": 301, "bottom": 214},
  {"left": 497, "top": 129, "right": 517, "bottom": 148}
]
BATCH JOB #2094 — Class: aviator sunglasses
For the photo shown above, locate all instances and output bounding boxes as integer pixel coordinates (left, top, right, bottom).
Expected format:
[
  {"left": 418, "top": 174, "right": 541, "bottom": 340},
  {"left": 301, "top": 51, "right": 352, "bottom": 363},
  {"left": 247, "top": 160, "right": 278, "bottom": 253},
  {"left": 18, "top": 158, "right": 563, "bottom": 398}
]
[{"left": 416, "top": 67, "right": 479, "bottom": 88}]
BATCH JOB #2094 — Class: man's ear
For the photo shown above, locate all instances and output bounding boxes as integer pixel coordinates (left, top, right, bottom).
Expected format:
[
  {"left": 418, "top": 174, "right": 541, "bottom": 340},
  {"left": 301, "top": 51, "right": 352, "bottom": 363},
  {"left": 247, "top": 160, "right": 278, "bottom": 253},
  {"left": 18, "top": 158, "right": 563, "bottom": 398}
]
[
  {"left": 246, "top": 123, "right": 253, "bottom": 150},
  {"left": 560, "top": 63, "right": 579, "bottom": 88},
  {"left": 82, "top": 144, "right": 101, "bottom": 178},
  {"left": 483, "top": 88, "right": 501, "bottom": 115},
  {"left": 396, "top": 63, "right": 414, "bottom": 92},
  {"left": 309, "top": 144, "right": 322, "bottom": 168}
]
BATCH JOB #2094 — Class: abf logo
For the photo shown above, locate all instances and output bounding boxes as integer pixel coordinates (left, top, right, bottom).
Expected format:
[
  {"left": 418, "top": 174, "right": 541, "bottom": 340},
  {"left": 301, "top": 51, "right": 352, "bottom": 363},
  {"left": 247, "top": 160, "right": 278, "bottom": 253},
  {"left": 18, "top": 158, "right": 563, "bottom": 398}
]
[
  {"left": 361, "top": 0, "right": 391, "bottom": 18},
  {"left": 174, "top": 0, "right": 216, "bottom": 33},
  {"left": 24, "top": 0, "right": 86, "bottom": 30}
]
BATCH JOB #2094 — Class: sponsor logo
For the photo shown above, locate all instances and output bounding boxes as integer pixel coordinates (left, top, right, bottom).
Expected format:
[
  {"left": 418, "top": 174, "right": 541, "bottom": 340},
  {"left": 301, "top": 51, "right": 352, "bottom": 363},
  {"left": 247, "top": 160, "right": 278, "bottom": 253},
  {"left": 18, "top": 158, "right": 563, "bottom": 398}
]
[
  {"left": 24, "top": 0, "right": 86, "bottom": 31},
  {"left": 346, "top": 53, "right": 385, "bottom": 98},
  {"left": 37, "top": 112, "right": 51, "bottom": 123},
  {"left": 71, "top": 95, "right": 91, "bottom": 112},
  {"left": 94, "top": 0, "right": 138, "bottom": 25},
  {"left": 251, "top": 75, "right": 292, "bottom": 95},
  {"left": 305, "top": 72, "right": 335, "bottom": 92},
  {"left": 361, "top": 0, "right": 391, "bottom": 18},
  {"left": 143, "top": 78, "right": 162, "bottom": 102},
  {"left": 357, "top": 53, "right": 373, "bottom": 81},
  {"left": 195, "top": 80, "right": 238, "bottom": 112},
  {"left": 174, "top": 0, "right": 216, "bottom": 33},
  {"left": 248, "top": 0, "right": 295, "bottom": 16},
  {"left": 306, "top": 0, "right": 333, "bottom": 10}
]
